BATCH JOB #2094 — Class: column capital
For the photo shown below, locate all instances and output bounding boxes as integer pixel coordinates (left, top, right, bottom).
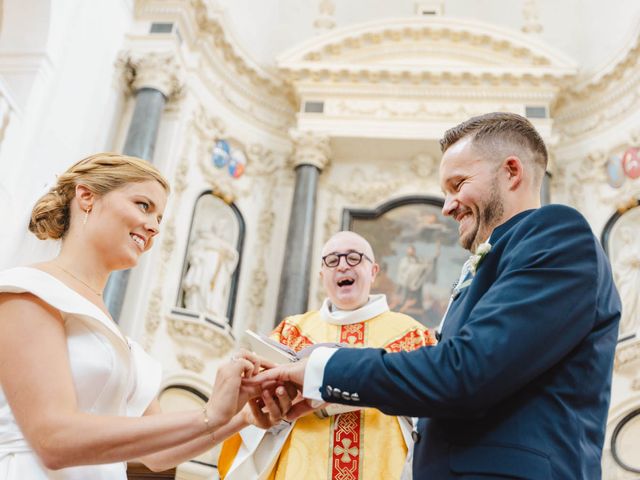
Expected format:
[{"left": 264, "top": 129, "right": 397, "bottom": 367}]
[
  {"left": 120, "top": 51, "right": 185, "bottom": 101},
  {"left": 289, "top": 129, "right": 331, "bottom": 170}
]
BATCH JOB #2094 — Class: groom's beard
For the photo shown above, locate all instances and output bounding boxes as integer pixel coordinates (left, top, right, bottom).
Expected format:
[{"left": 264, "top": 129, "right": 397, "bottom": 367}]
[{"left": 460, "top": 182, "right": 504, "bottom": 251}]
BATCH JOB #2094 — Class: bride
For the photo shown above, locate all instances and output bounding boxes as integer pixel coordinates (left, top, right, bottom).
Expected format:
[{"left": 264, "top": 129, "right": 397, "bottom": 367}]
[{"left": 0, "top": 153, "right": 290, "bottom": 479}]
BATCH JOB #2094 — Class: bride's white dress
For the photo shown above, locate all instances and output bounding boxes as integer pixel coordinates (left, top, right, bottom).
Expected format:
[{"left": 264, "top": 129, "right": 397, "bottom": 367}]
[{"left": 0, "top": 267, "right": 162, "bottom": 479}]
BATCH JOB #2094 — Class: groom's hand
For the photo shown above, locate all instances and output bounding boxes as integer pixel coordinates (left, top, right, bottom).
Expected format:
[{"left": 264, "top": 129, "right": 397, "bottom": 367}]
[
  {"left": 244, "top": 357, "right": 308, "bottom": 389},
  {"left": 242, "top": 359, "right": 323, "bottom": 421}
]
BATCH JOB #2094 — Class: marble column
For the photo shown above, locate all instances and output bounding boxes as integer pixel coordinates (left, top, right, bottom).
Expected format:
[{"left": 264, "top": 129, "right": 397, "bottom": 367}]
[
  {"left": 541, "top": 171, "right": 552, "bottom": 205},
  {"left": 275, "top": 131, "right": 331, "bottom": 324},
  {"left": 104, "top": 52, "right": 184, "bottom": 321}
]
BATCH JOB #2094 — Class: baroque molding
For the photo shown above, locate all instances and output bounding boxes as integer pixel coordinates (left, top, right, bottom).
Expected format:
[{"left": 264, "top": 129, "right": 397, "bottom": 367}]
[
  {"left": 118, "top": 50, "right": 185, "bottom": 100},
  {"left": 521, "top": 0, "right": 542, "bottom": 35},
  {"left": 554, "top": 29, "right": 640, "bottom": 141},
  {"left": 314, "top": 0, "right": 336, "bottom": 32},
  {"left": 289, "top": 130, "right": 331, "bottom": 170},
  {"left": 245, "top": 179, "right": 277, "bottom": 332},
  {"left": 284, "top": 18, "right": 565, "bottom": 66},
  {"left": 177, "top": 353, "right": 205, "bottom": 374},
  {"left": 167, "top": 314, "right": 235, "bottom": 358},
  {"left": 615, "top": 338, "right": 640, "bottom": 371},
  {"left": 133, "top": 0, "right": 296, "bottom": 135},
  {"left": 279, "top": 17, "right": 576, "bottom": 89},
  {"left": 143, "top": 221, "right": 176, "bottom": 349},
  {"left": 328, "top": 99, "right": 517, "bottom": 121},
  {"left": 244, "top": 142, "right": 290, "bottom": 176}
]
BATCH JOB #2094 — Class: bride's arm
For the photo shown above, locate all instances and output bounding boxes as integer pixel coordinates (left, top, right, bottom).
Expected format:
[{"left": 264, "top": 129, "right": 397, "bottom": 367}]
[
  {"left": 135, "top": 386, "right": 292, "bottom": 472},
  {"left": 0, "top": 292, "right": 253, "bottom": 470}
]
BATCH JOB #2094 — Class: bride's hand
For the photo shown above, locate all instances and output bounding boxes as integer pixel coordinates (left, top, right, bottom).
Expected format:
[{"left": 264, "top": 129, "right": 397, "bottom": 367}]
[{"left": 205, "top": 350, "right": 275, "bottom": 428}]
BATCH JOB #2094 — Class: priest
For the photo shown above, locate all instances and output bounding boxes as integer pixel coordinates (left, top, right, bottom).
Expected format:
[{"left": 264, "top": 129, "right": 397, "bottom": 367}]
[{"left": 218, "top": 231, "right": 435, "bottom": 480}]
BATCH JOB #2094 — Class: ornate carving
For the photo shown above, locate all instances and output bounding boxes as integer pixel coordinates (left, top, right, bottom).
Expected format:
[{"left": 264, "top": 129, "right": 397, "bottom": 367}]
[
  {"left": 554, "top": 28, "right": 640, "bottom": 141},
  {"left": 522, "top": 0, "right": 543, "bottom": 34},
  {"left": 245, "top": 181, "right": 277, "bottom": 331},
  {"left": 118, "top": 51, "right": 185, "bottom": 100},
  {"left": 191, "top": 103, "right": 227, "bottom": 140},
  {"left": 143, "top": 221, "right": 177, "bottom": 349},
  {"left": 167, "top": 314, "right": 235, "bottom": 357},
  {"left": 314, "top": 0, "right": 336, "bottom": 32},
  {"left": 326, "top": 166, "right": 408, "bottom": 205},
  {"left": 290, "top": 130, "right": 331, "bottom": 170},
  {"left": 245, "top": 143, "right": 290, "bottom": 176},
  {"left": 190, "top": 105, "right": 243, "bottom": 203},
  {"left": 172, "top": 155, "right": 190, "bottom": 195},
  {"left": 288, "top": 19, "right": 558, "bottom": 68},
  {"left": 410, "top": 153, "right": 437, "bottom": 179},
  {"left": 615, "top": 338, "right": 640, "bottom": 370},
  {"left": 328, "top": 99, "right": 516, "bottom": 122},
  {"left": 177, "top": 353, "right": 205, "bottom": 374}
]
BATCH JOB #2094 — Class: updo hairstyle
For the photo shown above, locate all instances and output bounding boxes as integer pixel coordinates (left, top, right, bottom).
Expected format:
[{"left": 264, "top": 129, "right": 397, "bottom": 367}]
[{"left": 29, "top": 153, "right": 170, "bottom": 240}]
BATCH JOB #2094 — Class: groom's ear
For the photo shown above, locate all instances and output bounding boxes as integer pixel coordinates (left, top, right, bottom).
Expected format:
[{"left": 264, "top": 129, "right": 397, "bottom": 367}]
[{"left": 501, "top": 156, "right": 524, "bottom": 191}]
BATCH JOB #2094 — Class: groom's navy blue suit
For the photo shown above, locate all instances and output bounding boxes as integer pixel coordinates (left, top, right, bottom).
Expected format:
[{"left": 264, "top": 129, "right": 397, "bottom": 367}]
[{"left": 321, "top": 205, "right": 620, "bottom": 479}]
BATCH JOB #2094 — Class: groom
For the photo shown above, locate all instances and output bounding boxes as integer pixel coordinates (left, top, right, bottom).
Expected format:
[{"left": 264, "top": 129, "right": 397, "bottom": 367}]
[{"left": 250, "top": 112, "right": 621, "bottom": 479}]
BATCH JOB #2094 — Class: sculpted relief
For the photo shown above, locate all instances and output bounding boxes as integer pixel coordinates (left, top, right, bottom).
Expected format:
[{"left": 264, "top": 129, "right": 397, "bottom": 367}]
[
  {"left": 607, "top": 205, "right": 640, "bottom": 338},
  {"left": 180, "top": 193, "right": 241, "bottom": 324}
]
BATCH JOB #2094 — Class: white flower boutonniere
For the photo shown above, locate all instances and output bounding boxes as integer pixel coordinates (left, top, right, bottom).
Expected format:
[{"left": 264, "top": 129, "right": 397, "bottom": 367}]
[
  {"left": 452, "top": 241, "right": 492, "bottom": 299},
  {"left": 468, "top": 241, "right": 492, "bottom": 276}
]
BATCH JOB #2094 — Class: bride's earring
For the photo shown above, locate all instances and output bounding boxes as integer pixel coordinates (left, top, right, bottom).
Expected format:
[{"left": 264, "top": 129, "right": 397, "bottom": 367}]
[{"left": 83, "top": 208, "right": 90, "bottom": 226}]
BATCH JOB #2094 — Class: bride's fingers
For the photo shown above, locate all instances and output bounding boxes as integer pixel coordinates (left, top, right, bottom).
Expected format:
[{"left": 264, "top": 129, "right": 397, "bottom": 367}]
[
  {"left": 233, "top": 350, "right": 277, "bottom": 376},
  {"left": 229, "top": 357, "right": 256, "bottom": 378}
]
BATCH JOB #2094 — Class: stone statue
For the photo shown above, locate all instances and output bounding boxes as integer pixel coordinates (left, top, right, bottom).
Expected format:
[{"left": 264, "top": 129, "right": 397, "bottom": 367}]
[
  {"left": 182, "top": 223, "right": 239, "bottom": 320},
  {"left": 613, "top": 226, "right": 640, "bottom": 336}
]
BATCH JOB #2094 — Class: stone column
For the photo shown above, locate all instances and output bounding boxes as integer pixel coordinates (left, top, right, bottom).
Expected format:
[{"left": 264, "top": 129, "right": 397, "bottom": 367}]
[
  {"left": 104, "top": 52, "right": 184, "bottom": 321},
  {"left": 541, "top": 171, "right": 552, "bottom": 205},
  {"left": 275, "top": 131, "right": 331, "bottom": 324}
]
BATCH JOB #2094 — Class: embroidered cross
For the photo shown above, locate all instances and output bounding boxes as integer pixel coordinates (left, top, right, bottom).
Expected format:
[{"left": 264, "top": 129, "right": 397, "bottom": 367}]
[{"left": 334, "top": 438, "right": 359, "bottom": 463}]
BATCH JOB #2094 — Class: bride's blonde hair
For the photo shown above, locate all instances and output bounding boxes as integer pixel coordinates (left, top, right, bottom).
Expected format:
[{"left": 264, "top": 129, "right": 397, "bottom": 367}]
[{"left": 29, "top": 153, "right": 170, "bottom": 240}]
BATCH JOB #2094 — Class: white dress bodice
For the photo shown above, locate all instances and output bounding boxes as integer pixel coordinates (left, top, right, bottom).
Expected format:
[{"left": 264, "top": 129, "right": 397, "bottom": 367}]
[{"left": 0, "top": 267, "right": 162, "bottom": 479}]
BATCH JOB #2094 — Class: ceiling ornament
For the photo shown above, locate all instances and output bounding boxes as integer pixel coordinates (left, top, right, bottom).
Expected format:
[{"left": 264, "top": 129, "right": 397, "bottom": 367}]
[
  {"left": 133, "top": 0, "right": 296, "bottom": 135},
  {"left": 521, "top": 0, "right": 543, "bottom": 35},
  {"left": 278, "top": 17, "right": 576, "bottom": 85},
  {"left": 554, "top": 26, "right": 640, "bottom": 141},
  {"left": 314, "top": 0, "right": 336, "bottom": 32}
]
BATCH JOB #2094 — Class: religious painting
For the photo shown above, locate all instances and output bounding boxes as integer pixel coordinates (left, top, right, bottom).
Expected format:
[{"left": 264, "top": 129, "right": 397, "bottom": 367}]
[
  {"left": 343, "top": 196, "right": 468, "bottom": 329},
  {"left": 601, "top": 198, "right": 640, "bottom": 340}
]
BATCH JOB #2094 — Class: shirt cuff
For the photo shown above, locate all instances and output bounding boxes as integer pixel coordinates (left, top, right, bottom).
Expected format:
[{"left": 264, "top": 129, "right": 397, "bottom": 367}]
[{"left": 302, "top": 347, "right": 338, "bottom": 403}]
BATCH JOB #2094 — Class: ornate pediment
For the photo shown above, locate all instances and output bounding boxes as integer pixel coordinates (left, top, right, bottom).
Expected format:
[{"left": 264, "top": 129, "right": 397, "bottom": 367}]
[{"left": 278, "top": 17, "right": 576, "bottom": 86}]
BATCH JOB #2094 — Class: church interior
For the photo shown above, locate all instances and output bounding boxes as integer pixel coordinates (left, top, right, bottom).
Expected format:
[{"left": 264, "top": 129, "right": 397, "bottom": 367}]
[{"left": 0, "top": 0, "right": 639, "bottom": 478}]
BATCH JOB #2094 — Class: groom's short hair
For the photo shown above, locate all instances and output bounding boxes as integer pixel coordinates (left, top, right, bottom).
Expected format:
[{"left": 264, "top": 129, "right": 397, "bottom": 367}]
[{"left": 440, "top": 112, "right": 548, "bottom": 183}]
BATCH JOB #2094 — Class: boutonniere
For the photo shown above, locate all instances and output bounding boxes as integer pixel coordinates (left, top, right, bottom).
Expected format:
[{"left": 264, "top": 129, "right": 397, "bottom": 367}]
[
  {"left": 452, "top": 242, "right": 492, "bottom": 299},
  {"left": 468, "top": 241, "right": 492, "bottom": 275}
]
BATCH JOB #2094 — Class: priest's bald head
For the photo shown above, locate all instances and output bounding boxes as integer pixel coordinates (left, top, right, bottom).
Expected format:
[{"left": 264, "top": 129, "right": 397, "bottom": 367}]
[{"left": 319, "top": 231, "right": 380, "bottom": 311}]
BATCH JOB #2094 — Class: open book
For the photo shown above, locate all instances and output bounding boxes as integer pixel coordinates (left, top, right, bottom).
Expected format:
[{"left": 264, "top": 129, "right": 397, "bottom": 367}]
[{"left": 244, "top": 330, "right": 345, "bottom": 365}]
